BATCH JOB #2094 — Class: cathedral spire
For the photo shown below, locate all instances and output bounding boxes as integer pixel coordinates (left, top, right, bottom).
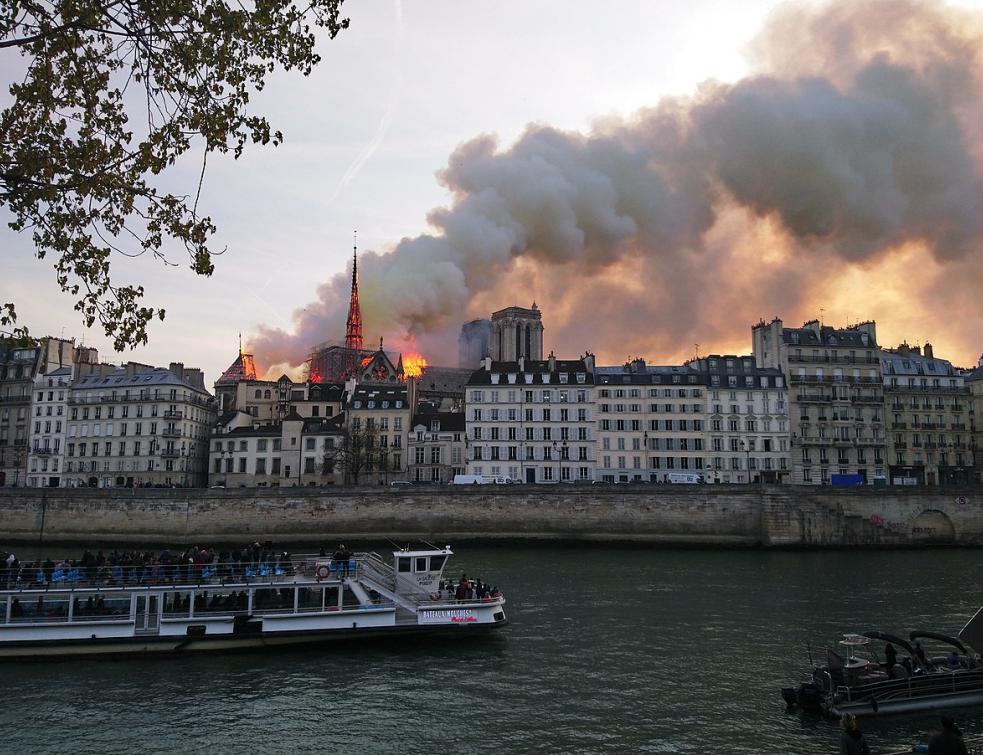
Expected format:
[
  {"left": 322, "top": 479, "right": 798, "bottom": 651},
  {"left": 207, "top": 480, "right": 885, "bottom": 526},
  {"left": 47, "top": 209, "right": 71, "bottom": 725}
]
[{"left": 345, "top": 232, "right": 364, "bottom": 351}]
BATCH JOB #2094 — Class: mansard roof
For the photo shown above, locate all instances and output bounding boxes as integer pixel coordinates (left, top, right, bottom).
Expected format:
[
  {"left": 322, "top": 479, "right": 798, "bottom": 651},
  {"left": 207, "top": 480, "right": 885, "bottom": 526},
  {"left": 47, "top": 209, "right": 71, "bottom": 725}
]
[{"left": 467, "top": 359, "right": 593, "bottom": 386}]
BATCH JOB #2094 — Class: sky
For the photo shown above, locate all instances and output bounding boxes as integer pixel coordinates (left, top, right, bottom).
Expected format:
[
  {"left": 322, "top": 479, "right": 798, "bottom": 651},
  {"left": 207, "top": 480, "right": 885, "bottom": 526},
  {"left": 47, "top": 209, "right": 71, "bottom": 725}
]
[{"left": 4, "top": 0, "right": 983, "bottom": 384}]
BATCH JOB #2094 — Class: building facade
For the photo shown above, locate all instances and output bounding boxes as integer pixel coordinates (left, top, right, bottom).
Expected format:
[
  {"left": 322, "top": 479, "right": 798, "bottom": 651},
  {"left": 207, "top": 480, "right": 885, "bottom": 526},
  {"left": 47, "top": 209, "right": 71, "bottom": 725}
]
[
  {"left": 26, "top": 366, "right": 72, "bottom": 488},
  {"left": 753, "top": 318, "right": 885, "bottom": 484},
  {"left": 595, "top": 361, "right": 709, "bottom": 483},
  {"left": 345, "top": 384, "right": 412, "bottom": 485},
  {"left": 65, "top": 363, "right": 216, "bottom": 487},
  {"left": 693, "top": 355, "right": 790, "bottom": 483},
  {"left": 466, "top": 355, "right": 596, "bottom": 483},
  {"left": 407, "top": 406, "right": 466, "bottom": 483},
  {"left": 882, "top": 343, "right": 973, "bottom": 485}
]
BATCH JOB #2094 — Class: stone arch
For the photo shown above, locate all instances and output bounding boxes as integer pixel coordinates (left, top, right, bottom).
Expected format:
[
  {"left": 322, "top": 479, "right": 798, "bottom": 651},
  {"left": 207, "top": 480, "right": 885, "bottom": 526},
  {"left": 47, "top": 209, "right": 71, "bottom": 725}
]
[{"left": 909, "top": 509, "right": 956, "bottom": 544}]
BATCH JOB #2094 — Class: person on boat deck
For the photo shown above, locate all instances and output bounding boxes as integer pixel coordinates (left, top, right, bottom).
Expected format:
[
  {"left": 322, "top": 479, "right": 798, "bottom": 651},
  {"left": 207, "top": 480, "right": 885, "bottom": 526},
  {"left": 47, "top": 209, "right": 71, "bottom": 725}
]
[
  {"left": 10, "top": 598, "right": 22, "bottom": 618},
  {"left": 946, "top": 651, "right": 961, "bottom": 669},
  {"left": 928, "top": 716, "right": 969, "bottom": 755},
  {"left": 914, "top": 640, "right": 930, "bottom": 671},
  {"left": 839, "top": 713, "right": 871, "bottom": 755},
  {"left": 884, "top": 642, "right": 898, "bottom": 675}
]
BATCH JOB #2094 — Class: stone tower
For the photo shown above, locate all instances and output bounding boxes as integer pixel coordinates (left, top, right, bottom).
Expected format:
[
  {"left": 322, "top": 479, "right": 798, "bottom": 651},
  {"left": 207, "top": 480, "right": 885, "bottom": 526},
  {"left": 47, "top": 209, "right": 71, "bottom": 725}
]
[{"left": 490, "top": 303, "right": 544, "bottom": 362}]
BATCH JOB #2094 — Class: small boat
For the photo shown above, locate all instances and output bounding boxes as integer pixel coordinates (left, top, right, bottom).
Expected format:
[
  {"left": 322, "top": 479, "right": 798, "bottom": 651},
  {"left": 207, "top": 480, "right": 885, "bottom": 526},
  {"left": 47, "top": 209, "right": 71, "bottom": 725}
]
[
  {"left": 0, "top": 545, "right": 507, "bottom": 659},
  {"left": 782, "top": 626, "right": 983, "bottom": 717}
]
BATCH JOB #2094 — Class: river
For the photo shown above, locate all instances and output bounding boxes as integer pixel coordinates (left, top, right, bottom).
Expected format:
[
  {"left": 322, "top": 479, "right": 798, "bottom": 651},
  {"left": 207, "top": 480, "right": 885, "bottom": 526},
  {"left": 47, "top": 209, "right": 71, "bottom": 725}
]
[{"left": 1, "top": 543, "right": 981, "bottom": 753}]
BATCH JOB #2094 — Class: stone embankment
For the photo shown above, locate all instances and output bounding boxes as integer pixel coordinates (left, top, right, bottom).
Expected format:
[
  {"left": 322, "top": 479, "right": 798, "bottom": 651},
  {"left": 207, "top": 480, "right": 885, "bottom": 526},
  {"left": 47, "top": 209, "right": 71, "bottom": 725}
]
[{"left": 0, "top": 486, "right": 981, "bottom": 547}]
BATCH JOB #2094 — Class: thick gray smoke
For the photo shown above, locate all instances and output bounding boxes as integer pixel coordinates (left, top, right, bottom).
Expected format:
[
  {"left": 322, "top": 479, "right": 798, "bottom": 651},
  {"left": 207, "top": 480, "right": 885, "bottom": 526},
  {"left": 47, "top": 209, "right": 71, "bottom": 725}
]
[{"left": 252, "top": 0, "right": 983, "bottom": 373}]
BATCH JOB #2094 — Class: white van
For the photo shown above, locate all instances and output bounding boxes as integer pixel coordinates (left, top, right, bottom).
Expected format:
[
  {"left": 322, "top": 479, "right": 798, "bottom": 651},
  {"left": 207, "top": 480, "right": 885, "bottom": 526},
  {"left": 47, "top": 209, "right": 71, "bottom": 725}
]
[{"left": 666, "top": 472, "right": 703, "bottom": 484}]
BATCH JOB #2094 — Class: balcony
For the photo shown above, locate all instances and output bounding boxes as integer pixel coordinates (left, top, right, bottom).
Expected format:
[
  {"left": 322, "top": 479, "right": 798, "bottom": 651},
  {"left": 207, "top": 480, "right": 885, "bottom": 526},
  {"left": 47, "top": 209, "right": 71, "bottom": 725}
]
[
  {"left": 160, "top": 428, "right": 181, "bottom": 438},
  {"left": 787, "top": 354, "right": 880, "bottom": 365},
  {"left": 796, "top": 394, "right": 832, "bottom": 403},
  {"left": 852, "top": 395, "right": 884, "bottom": 404},
  {"left": 160, "top": 448, "right": 180, "bottom": 458},
  {"left": 890, "top": 422, "right": 907, "bottom": 430},
  {"left": 34, "top": 447, "right": 52, "bottom": 456},
  {"left": 951, "top": 423, "right": 967, "bottom": 431},
  {"left": 163, "top": 410, "right": 182, "bottom": 419},
  {"left": 890, "top": 403, "right": 904, "bottom": 411}
]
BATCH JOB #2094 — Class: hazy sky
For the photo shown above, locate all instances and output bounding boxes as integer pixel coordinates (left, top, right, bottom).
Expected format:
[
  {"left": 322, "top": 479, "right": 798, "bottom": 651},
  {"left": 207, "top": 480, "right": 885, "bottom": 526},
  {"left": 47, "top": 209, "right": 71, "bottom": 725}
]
[{"left": 4, "top": 0, "right": 983, "bottom": 384}]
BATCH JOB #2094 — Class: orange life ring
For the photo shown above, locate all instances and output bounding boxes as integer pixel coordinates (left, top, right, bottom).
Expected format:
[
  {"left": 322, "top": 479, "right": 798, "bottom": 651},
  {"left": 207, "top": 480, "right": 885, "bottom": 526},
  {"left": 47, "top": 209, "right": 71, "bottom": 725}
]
[{"left": 315, "top": 564, "right": 330, "bottom": 582}]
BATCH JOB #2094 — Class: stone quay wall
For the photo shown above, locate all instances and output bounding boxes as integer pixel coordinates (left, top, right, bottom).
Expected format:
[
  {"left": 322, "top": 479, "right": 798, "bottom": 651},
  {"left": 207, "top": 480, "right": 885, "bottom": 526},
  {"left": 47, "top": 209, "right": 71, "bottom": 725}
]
[{"left": 2, "top": 486, "right": 983, "bottom": 548}]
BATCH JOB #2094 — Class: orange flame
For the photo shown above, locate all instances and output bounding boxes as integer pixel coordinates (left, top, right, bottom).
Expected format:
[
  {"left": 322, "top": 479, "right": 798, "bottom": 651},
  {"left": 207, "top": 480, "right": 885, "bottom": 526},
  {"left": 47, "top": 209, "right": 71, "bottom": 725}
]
[{"left": 403, "top": 353, "right": 428, "bottom": 378}]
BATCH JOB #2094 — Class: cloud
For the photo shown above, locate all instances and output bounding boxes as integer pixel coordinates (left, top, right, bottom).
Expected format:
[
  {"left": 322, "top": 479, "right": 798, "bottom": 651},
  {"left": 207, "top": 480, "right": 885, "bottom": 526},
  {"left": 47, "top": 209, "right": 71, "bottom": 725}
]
[{"left": 250, "top": 0, "right": 983, "bottom": 373}]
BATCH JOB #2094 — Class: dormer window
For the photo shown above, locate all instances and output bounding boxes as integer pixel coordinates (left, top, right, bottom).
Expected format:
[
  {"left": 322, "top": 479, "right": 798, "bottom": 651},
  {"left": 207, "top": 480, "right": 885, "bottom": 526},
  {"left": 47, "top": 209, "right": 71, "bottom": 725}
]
[
  {"left": 576, "top": 373, "right": 586, "bottom": 384},
  {"left": 431, "top": 420, "right": 440, "bottom": 432}
]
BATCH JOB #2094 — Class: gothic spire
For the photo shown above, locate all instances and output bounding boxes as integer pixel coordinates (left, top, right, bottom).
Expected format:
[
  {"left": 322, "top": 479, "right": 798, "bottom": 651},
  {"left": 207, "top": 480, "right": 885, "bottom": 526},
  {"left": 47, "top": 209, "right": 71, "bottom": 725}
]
[{"left": 345, "top": 232, "right": 364, "bottom": 351}]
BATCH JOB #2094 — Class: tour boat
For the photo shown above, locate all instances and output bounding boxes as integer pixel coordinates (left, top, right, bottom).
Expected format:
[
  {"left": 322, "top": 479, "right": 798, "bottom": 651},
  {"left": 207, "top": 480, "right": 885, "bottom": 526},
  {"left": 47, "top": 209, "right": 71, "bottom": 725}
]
[
  {"left": 782, "top": 628, "right": 983, "bottom": 717},
  {"left": 0, "top": 546, "right": 507, "bottom": 659}
]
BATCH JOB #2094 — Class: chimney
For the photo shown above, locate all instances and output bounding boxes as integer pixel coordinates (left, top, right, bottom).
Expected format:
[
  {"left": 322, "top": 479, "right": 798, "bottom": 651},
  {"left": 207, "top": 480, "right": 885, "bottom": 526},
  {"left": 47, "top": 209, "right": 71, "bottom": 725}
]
[
  {"left": 407, "top": 376, "right": 418, "bottom": 412},
  {"left": 583, "top": 351, "right": 595, "bottom": 373},
  {"left": 517, "top": 356, "right": 524, "bottom": 372},
  {"left": 548, "top": 351, "right": 556, "bottom": 372},
  {"left": 483, "top": 356, "right": 492, "bottom": 371},
  {"left": 924, "top": 342, "right": 934, "bottom": 359}
]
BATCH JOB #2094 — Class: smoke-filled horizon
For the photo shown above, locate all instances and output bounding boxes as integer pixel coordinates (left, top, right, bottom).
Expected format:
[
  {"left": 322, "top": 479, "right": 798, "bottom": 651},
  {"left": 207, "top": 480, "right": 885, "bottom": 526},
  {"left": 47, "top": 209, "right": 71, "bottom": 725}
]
[{"left": 251, "top": 0, "right": 983, "bottom": 376}]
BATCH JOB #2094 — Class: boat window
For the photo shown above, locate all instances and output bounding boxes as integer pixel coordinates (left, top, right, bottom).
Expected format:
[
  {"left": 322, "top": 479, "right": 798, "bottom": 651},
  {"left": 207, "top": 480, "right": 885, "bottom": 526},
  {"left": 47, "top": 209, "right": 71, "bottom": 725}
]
[
  {"left": 195, "top": 590, "right": 246, "bottom": 613},
  {"left": 163, "top": 591, "right": 192, "bottom": 616},
  {"left": 253, "top": 587, "right": 294, "bottom": 612},
  {"left": 429, "top": 555, "right": 446, "bottom": 572},
  {"left": 397, "top": 557, "right": 411, "bottom": 573},
  {"left": 416, "top": 557, "right": 428, "bottom": 572},
  {"left": 297, "top": 587, "right": 325, "bottom": 612},
  {"left": 25, "top": 596, "right": 70, "bottom": 621},
  {"left": 0, "top": 600, "right": 5, "bottom": 623}
]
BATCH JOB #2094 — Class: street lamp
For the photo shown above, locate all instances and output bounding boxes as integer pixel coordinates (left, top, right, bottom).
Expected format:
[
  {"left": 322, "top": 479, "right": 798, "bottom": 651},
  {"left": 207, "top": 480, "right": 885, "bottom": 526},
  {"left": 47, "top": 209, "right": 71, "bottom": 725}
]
[
  {"left": 740, "top": 440, "right": 751, "bottom": 484},
  {"left": 561, "top": 439, "right": 568, "bottom": 483},
  {"left": 643, "top": 431, "right": 649, "bottom": 482},
  {"left": 552, "top": 440, "right": 558, "bottom": 484}
]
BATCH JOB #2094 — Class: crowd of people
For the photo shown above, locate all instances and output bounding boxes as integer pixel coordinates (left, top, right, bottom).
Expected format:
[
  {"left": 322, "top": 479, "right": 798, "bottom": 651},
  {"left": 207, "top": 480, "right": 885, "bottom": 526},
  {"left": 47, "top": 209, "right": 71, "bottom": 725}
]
[
  {"left": 438, "top": 574, "right": 501, "bottom": 602},
  {"left": 840, "top": 713, "right": 969, "bottom": 755},
  {"left": 0, "top": 542, "right": 299, "bottom": 589}
]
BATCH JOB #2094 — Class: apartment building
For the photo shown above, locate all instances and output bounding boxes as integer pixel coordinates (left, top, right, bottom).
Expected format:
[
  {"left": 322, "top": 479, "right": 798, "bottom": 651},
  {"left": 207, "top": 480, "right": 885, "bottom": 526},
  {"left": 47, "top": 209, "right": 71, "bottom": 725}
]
[
  {"left": 208, "top": 412, "right": 345, "bottom": 487},
  {"left": 753, "top": 318, "right": 885, "bottom": 484},
  {"left": 407, "top": 404, "right": 466, "bottom": 483},
  {"left": 882, "top": 342, "right": 974, "bottom": 485},
  {"left": 466, "top": 354, "right": 597, "bottom": 483},
  {"left": 65, "top": 363, "right": 215, "bottom": 487},
  {"left": 594, "top": 360, "right": 708, "bottom": 483},
  {"left": 345, "top": 384, "right": 412, "bottom": 484},
  {"left": 26, "top": 366, "right": 72, "bottom": 488},
  {"left": 692, "top": 355, "right": 790, "bottom": 483}
]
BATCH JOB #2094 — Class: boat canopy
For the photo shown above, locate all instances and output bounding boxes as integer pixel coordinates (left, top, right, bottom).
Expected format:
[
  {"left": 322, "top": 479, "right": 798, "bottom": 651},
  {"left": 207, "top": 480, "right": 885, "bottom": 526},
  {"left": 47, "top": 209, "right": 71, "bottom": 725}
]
[
  {"left": 959, "top": 607, "right": 983, "bottom": 655},
  {"left": 862, "top": 631, "right": 914, "bottom": 655},
  {"left": 910, "top": 631, "right": 968, "bottom": 654}
]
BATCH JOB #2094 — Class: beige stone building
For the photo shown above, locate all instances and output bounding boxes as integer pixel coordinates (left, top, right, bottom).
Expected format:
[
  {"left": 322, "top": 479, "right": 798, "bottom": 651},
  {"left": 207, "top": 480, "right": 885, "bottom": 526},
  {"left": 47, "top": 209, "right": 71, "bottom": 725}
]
[
  {"left": 65, "top": 362, "right": 216, "bottom": 487},
  {"left": 753, "top": 318, "right": 886, "bottom": 484},
  {"left": 345, "top": 383, "right": 413, "bottom": 485},
  {"left": 882, "top": 343, "right": 973, "bottom": 485},
  {"left": 407, "top": 404, "right": 466, "bottom": 483},
  {"left": 466, "top": 355, "right": 597, "bottom": 483}
]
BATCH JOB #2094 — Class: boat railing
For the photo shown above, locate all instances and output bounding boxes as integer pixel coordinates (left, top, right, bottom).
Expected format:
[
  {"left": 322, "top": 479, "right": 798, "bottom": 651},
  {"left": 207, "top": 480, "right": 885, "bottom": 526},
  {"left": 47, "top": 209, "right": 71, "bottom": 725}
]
[
  {"left": 0, "top": 559, "right": 343, "bottom": 593},
  {"left": 415, "top": 594, "right": 504, "bottom": 609}
]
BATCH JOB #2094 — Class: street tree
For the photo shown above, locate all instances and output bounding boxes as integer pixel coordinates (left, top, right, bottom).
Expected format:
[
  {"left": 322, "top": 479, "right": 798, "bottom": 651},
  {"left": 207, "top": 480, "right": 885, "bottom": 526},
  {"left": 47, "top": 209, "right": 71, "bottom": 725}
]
[{"left": 0, "top": 0, "right": 348, "bottom": 349}]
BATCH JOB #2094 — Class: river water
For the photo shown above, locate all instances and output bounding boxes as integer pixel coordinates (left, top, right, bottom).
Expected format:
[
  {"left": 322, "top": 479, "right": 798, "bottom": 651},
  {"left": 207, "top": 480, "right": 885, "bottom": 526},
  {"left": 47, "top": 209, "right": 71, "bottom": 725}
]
[{"left": 2, "top": 544, "right": 982, "bottom": 754}]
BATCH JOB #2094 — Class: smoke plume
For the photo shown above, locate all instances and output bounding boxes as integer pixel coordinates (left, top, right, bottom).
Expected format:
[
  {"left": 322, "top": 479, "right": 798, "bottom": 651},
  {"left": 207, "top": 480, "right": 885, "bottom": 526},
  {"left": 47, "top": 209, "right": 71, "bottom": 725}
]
[{"left": 252, "top": 0, "right": 983, "bottom": 374}]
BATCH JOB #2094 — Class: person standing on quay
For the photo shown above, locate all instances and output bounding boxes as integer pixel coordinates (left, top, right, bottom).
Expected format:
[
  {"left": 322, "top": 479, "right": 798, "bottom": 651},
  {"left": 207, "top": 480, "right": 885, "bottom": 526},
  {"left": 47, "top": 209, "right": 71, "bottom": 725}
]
[
  {"left": 839, "top": 713, "right": 871, "bottom": 755},
  {"left": 928, "top": 716, "right": 968, "bottom": 755}
]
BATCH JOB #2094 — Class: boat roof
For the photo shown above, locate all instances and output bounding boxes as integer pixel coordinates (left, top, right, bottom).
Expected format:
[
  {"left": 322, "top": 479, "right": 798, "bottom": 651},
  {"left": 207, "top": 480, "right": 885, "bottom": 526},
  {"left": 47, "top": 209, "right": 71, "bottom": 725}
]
[{"left": 392, "top": 546, "right": 452, "bottom": 558}]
